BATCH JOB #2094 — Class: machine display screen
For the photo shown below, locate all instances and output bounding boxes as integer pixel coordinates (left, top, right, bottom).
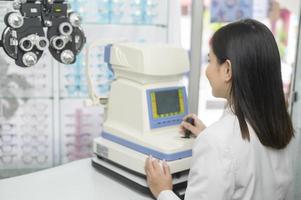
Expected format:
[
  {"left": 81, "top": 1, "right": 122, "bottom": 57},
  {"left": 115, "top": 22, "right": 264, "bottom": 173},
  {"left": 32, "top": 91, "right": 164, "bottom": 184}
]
[
  {"left": 155, "top": 90, "right": 180, "bottom": 115},
  {"left": 150, "top": 88, "right": 185, "bottom": 119}
]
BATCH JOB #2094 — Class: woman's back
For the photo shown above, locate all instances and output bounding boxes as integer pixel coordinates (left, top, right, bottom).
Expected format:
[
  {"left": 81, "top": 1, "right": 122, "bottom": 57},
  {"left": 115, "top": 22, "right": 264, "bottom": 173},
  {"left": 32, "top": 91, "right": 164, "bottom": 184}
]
[
  {"left": 233, "top": 115, "right": 293, "bottom": 199},
  {"left": 185, "top": 109, "right": 294, "bottom": 200}
]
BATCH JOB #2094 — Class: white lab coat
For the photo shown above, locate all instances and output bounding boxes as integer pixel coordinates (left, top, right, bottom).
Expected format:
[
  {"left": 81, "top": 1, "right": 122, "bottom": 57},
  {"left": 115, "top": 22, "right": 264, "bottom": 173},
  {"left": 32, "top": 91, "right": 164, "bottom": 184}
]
[{"left": 158, "top": 109, "right": 294, "bottom": 200}]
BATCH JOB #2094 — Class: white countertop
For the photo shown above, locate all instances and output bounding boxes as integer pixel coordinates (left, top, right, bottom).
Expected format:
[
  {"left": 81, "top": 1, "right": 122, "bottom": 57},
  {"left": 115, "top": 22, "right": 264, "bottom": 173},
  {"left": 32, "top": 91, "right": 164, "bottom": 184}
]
[{"left": 0, "top": 158, "right": 153, "bottom": 200}]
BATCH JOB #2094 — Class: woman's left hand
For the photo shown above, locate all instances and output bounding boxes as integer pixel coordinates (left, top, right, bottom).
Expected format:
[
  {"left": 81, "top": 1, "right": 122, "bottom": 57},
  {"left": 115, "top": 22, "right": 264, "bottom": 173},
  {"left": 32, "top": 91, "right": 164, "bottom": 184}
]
[{"left": 145, "top": 156, "right": 173, "bottom": 198}]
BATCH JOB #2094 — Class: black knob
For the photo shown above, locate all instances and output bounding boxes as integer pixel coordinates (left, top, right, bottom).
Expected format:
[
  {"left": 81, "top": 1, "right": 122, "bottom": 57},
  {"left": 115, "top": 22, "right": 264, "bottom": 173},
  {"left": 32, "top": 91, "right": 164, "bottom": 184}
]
[{"left": 182, "top": 117, "right": 195, "bottom": 138}]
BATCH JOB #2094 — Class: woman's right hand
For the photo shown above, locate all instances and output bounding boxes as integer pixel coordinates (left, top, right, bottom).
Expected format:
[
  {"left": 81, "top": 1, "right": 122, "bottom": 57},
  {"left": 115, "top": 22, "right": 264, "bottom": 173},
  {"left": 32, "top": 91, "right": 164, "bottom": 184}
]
[{"left": 179, "top": 113, "right": 206, "bottom": 137}]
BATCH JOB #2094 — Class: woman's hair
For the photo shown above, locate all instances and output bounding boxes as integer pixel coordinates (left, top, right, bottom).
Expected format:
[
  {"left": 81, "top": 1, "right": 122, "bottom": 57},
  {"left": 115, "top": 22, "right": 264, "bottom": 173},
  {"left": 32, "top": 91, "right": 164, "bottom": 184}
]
[{"left": 211, "top": 19, "right": 294, "bottom": 149}]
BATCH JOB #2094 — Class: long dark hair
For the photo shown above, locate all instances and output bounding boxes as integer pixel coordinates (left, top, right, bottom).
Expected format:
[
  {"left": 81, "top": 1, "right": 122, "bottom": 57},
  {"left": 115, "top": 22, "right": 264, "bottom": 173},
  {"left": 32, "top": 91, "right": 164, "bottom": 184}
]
[{"left": 211, "top": 19, "right": 294, "bottom": 149}]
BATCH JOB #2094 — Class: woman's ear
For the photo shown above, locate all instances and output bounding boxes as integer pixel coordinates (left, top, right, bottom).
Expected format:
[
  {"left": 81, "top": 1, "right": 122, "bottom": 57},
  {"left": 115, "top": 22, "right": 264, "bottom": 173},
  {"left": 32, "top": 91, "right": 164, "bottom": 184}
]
[{"left": 223, "top": 59, "right": 232, "bottom": 82}]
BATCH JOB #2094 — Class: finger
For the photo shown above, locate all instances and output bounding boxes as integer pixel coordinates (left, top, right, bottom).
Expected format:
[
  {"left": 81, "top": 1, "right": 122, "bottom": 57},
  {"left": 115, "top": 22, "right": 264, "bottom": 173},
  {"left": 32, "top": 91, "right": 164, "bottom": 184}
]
[
  {"left": 179, "top": 121, "right": 191, "bottom": 129},
  {"left": 179, "top": 129, "right": 184, "bottom": 135},
  {"left": 178, "top": 124, "right": 185, "bottom": 133},
  {"left": 145, "top": 157, "right": 149, "bottom": 173},
  {"left": 183, "top": 113, "right": 195, "bottom": 121},
  {"left": 145, "top": 168, "right": 150, "bottom": 177},
  {"left": 162, "top": 160, "right": 171, "bottom": 176},
  {"left": 146, "top": 156, "right": 155, "bottom": 175},
  {"left": 183, "top": 122, "right": 198, "bottom": 134},
  {"left": 152, "top": 159, "right": 161, "bottom": 172},
  {"left": 190, "top": 114, "right": 199, "bottom": 123},
  {"left": 185, "top": 113, "right": 200, "bottom": 124},
  {"left": 145, "top": 169, "right": 152, "bottom": 184}
]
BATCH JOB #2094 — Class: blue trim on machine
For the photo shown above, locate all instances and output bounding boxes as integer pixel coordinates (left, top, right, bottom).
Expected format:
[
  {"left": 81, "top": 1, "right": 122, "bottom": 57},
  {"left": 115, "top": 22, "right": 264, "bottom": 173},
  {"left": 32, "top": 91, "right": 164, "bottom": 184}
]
[
  {"left": 102, "top": 131, "right": 192, "bottom": 161},
  {"left": 104, "top": 44, "right": 115, "bottom": 75},
  {"left": 104, "top": 44, "right": 113, "bottom": 63}
]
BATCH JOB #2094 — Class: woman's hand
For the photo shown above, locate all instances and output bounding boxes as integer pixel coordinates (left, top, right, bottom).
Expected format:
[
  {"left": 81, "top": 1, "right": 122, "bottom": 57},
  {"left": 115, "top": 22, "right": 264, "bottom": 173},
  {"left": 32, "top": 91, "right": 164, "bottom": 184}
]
[
  {"left": 145, "top": 156, "right": 172, "bottom": 198},
  {"left": 179, "top": 113, "right": 206, "bottom": 137}
]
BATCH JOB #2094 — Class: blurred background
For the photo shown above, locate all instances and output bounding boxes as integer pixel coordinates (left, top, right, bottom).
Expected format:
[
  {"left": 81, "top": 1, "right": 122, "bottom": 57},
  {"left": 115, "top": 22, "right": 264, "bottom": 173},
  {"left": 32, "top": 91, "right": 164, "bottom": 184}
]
[{"left": 0, "top": 1, "right": 300, "bottom": 199}]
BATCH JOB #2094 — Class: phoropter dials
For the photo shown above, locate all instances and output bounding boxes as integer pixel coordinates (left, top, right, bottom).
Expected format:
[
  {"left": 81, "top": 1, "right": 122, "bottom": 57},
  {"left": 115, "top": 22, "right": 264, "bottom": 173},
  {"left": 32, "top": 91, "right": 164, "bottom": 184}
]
[{"left": 0, "top": 0, "right": 86, "bottom": 67}]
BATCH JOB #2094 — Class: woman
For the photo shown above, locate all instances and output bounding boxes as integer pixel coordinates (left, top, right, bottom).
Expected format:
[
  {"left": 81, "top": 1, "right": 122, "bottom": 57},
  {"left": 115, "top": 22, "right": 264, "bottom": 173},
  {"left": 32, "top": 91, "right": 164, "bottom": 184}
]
[{"left": 145, "top": 19, "right": 294, "bottom": 200}]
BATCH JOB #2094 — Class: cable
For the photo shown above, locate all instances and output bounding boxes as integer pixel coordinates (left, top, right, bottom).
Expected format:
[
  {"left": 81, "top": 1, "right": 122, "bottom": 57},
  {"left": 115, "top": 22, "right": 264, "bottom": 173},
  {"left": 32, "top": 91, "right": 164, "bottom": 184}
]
[{"left": 84, "top": 39, "right": 127, "bottom": 107}]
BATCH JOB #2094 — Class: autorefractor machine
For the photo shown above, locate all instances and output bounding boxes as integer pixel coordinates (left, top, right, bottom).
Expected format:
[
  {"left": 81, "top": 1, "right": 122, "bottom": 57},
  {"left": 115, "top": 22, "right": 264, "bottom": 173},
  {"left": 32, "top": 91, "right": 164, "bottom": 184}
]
[{"left": 91, "top": 43, "right": 195, "bottom": 196}]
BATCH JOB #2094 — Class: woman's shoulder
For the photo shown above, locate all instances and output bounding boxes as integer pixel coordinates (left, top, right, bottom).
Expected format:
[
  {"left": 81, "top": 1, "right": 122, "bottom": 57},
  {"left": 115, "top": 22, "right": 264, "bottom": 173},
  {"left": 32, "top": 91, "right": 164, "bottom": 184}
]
[
  {"left": 191, "top": 111, "right": 239, "bottom": 171},
  {"left": 200, "top": 110, "right": 238, "bottom": 137},
  {"left": 195, "top": 110, "right": 240, "bottom": 150}
]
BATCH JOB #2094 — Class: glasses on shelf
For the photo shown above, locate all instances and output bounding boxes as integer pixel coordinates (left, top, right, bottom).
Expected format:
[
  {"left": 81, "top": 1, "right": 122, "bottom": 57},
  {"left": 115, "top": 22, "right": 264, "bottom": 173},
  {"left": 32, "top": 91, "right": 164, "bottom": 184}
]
[
  {"left": 65, "top": 74, "right": 87, "bottom": 85},
  {"left": 0, "top": 144, "right": 17, "bottom": 154},
  {"left": 24, "top": 102, "right": 48, "bottom": 112},
  {"left": 10, "top": 83, "right": 49, "bottom": 91},
  {"left": 97, "top": 84, "right": 111, "bottom": 94},
  {"left": 66, "top": 133, "right": 92, "bottom": 144},
  {"left": 21, "top": 134, "right": 49, "bottom": 144},
  {"left": 34, "top": 84, "right": 49, "bottom": 90},
  {"left": 93, "top": 52, "right": 104, "bottom": 59},
  {"left": 66, "top": 151, "right": 92, "bottom": 161},
  {"left": 130, "top": 0, "right": 158, "bottom": 24},
  {"left": 65, "top": 114, "right": 92, "bottom": 118},
  {"left": 131, "top": 11, "right": 157, "bottom": 24},
  {"left": 94, "top": 63, "right": 107, "bottom": 69},
  {"left": 20, "top": 124, "right": 49, "bottom": 134},
  {"left": 131, "top": 0, "right": 143, "bottom": 6},
  {"left": 65, "top": 142, "right": 92, "bottom": 152},
  {"left": 20, "top": 113, "right": 48, "bottom": 123},
  {"left": 65, "top": 123, "right": 94, "bottom": 130},
  {"left": 25, "top": 73, "right": 47, "bottom": 82},
  {"left": 35, "top": 63, "right": 47, "bottom": 69},
  {"left": 131, "top": 0, "right": 158, "bottom": 8},
  {"left": 0, "top": 154, "right": 16, "bottom": 164},
  {"left": 65, "top": 84, "right": 88, "bottom": 95},
  {"left": 2, "top": 82, "right": 33, "bottom": 90},
  {"left": 98, "top": 10, "right": 124, "bottom": 24},
  {"left": 0, "top": 123, "right": 15, "bottom": 132},
  {"left": 65, "top": 109, "right": 92, "bottom": 118},
  {"left": 21, "top": 144, "right": 49, "bottom": 154},
  {"left": 22, "top": 154, "right": 48, "bottom": 165},
  {"left": 0, "top": 134, "right": 17, "bottom": 144},
  {"left": 95, "top": 71, "right": 114, "bottom": 83},
  {"left": 64, "top": 61, "right": 85, "bottom": 70}
]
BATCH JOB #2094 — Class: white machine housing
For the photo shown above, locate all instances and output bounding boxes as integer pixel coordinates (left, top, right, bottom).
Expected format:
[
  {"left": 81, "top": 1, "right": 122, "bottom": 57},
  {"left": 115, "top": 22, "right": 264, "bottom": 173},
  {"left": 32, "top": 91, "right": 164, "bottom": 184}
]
[{"left": 93, "top": 43, "right": 194, "bottom": 175}]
